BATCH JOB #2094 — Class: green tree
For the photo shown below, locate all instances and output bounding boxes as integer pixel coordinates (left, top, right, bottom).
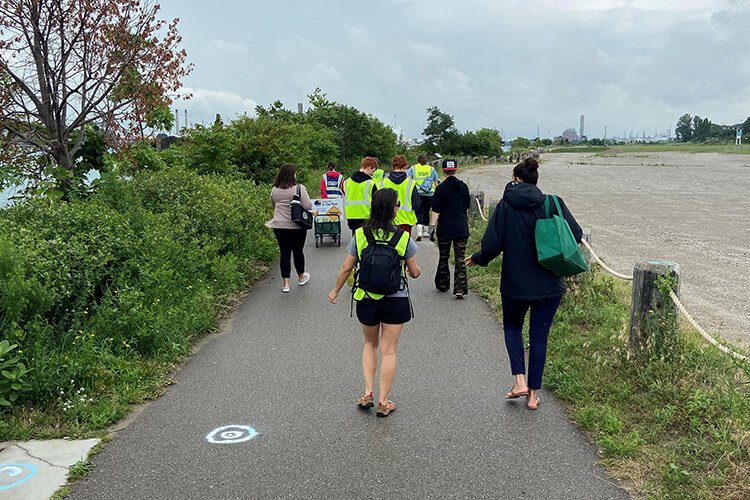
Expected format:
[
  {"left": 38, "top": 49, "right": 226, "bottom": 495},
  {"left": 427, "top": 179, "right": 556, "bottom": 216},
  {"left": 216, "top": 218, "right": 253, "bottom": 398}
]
[
  {"left": 422, "top": 107, "right": 456, "bottom": 153},
  {"left": 511, "top": 137, "right": 531, "bottom": 150},
  {"left": 675, "top": 114, "right": 693, "bottom": 142},
  {"left": 692, "top": 116, "right": 711, "bottom": 142},
  {"left": 0, "top": 0, "right": 191, "bottom": 195}
]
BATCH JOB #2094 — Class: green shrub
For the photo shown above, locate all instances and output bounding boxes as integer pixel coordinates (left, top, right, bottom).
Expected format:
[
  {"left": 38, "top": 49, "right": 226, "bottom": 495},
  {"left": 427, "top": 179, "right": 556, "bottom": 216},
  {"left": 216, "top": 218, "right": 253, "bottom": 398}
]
[{"left": 0, "top": 168, "right": 276, "bottom": 430}]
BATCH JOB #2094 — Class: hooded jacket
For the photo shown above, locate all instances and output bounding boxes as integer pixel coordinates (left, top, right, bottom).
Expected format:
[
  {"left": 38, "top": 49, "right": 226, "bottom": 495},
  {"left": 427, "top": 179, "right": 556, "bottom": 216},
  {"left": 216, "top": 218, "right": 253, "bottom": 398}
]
[
  {"left": 431, "top": 175, "right": 470, "bottom": 239},
  {"left": 382, "top": 171, "right": 422, "bottom": 215},
  {"left": 471, "top": 181, "right": 583, "bottom": 300}
]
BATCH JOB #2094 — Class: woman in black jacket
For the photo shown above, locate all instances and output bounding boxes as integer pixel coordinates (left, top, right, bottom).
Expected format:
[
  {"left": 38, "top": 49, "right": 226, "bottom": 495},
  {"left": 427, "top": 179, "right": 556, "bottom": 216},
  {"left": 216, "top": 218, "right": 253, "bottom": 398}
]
[{"left": 466, "top": 158, "right": 583, "bottom": 410}]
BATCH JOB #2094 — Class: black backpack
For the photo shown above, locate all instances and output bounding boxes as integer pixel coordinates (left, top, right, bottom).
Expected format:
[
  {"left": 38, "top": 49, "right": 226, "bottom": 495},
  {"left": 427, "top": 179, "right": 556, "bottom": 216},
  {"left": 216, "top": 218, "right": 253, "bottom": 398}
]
[{"left": 356, "top": 228, "right": 405, "bottom": 296}]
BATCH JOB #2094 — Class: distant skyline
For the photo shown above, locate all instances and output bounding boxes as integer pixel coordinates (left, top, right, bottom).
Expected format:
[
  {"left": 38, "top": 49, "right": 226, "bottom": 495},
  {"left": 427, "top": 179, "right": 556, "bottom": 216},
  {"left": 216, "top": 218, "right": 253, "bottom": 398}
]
[{"left": 158, "top": 0, "right": 750, "bottom": 140}]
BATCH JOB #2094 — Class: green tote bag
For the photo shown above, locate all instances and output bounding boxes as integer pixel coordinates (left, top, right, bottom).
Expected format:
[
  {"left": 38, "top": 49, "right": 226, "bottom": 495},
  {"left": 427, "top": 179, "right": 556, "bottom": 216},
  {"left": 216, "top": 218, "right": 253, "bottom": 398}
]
[{"left": 535, "top": 195, "right": 588, "bottom": 277}]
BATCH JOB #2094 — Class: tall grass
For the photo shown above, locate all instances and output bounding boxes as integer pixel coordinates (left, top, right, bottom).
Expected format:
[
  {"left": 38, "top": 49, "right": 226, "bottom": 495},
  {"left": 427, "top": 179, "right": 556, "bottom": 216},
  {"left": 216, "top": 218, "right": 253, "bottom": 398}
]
[{"left": 466, "top": 217, "right": 750, "bottom": 499}]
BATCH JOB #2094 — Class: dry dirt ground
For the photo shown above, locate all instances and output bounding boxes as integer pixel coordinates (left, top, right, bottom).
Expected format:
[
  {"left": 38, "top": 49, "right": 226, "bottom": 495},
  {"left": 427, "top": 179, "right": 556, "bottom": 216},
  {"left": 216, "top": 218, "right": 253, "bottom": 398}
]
[{"left": 460, "top": 151, "right": 750, "bottom": 349}]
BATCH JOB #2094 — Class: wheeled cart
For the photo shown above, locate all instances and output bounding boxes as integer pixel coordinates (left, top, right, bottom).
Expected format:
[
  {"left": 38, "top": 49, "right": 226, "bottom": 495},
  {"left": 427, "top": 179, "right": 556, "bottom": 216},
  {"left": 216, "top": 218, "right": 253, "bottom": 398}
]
[{"left": 314, "top": 213, "right": 341, "bottom": 247}]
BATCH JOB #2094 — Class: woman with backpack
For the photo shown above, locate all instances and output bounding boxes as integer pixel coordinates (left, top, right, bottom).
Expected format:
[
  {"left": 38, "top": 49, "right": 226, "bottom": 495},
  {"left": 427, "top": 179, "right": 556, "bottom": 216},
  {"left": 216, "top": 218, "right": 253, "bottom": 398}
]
[
  {"left": 328, "top": 188, "right": 421, "bottom": 417},
  {"left": 266, "top": 163, "right": 312, "bottom": 293},
  {"left": 465, "top": 158, "right": 583, "bottom": 410}
]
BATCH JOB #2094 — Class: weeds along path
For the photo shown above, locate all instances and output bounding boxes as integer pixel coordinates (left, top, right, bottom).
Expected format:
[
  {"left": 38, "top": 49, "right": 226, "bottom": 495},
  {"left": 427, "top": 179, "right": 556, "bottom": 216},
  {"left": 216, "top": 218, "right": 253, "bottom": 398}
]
[
  {"left": 460, "top": 153, "right": 750, "bottom": 348},
  {"left": 68, "top": 228, "right": 626, "bottom": 499}
]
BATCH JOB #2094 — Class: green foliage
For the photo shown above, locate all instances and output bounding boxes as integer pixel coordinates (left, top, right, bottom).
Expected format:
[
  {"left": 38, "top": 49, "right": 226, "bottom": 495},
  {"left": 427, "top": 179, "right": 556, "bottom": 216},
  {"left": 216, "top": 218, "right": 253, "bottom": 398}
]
[
  {"left": 511, "top": 137, "right": 531, "bottom": 150},
  {"left": 0, "top": 340, "right": 32, "bottom": 408},
  {"left": 466, "top": 217, "right": 750, "bottom": 498},
  {"left": 231, "top": 115, "right": 339, "bottom": 184},
  {"left": 422, "top": 106, "right": 456, "bottom": 153},
  {"left": 0, "top": 168, "right": 276, "bottom": 427}
]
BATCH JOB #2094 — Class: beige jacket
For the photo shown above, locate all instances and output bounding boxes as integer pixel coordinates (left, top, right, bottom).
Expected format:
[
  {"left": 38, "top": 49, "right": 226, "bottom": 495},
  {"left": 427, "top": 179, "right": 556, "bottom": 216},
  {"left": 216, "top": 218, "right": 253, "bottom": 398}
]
[{"left": 266, "top": 185, "right": 313, "bottom": 229}]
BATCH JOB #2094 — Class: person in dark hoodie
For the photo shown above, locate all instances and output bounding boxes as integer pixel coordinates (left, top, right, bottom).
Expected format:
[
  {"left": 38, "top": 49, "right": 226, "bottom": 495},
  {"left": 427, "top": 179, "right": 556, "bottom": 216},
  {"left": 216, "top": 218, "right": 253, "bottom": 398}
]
[
  {"left": 429, "top": 158, "right": 471, "bottom": 298},
  {"left": 378, "top": 155, "right": 421, "bottom": 235},
  {"left": 344, "top": 157, "right": 379, "bottom": 235},
  {"left": 465, "top": 158, "right": 583, "bottom": 410}
]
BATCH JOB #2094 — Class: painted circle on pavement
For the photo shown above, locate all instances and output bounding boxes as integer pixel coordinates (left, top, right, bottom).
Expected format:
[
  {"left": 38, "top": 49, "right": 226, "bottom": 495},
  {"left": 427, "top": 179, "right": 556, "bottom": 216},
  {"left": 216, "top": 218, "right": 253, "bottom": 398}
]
[
  {"left": 206, "top": 425, "right": 258, "bottom": 444},
  {"left": 0, "top": 463, "right": 37, "bottom": 491}
]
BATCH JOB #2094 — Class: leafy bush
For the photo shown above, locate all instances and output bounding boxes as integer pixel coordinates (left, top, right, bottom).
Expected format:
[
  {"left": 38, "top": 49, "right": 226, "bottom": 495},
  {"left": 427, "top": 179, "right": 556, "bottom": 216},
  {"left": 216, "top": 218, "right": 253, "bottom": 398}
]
[
  {"left": 0, "top": 168, "right": 276, "bottom": 429},
  {"left": 0, "top": 340, "right": 32, "bottom": 407}
]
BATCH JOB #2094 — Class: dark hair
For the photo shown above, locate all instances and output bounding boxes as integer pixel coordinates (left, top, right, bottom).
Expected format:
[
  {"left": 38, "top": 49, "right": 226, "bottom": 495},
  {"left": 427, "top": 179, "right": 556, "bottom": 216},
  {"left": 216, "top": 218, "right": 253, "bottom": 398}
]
[
  {"left": 417, "top": 154, "right": 428, "bottom": 164},
  {"left": 327, "top": 160, "right": 336, "bottom": 171},
  {"left": 364, "top": 188, "right": 399, "bottom": 234},
  {"left": 391, "top": 154, "right": 408, "bottom": 170},
  {"left": 513, "top": 158, "right": 539, "bottom": 185},
  {"left": 273, "top": 163, "right": 297, "bottom": 189}
]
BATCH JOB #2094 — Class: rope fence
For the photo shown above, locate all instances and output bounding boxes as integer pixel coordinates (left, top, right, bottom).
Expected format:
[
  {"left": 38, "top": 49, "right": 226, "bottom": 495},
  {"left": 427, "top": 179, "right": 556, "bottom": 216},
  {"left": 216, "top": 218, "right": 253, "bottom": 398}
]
[{"left": 581, "top": 237, "right": 748, "bottom": 363}]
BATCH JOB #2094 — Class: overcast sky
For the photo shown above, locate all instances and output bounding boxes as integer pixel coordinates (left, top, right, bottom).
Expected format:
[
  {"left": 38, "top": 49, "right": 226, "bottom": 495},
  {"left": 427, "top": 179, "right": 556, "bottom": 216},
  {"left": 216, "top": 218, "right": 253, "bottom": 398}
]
[{"left": 158, "top": 0, "right": 750, "bottom": 141}]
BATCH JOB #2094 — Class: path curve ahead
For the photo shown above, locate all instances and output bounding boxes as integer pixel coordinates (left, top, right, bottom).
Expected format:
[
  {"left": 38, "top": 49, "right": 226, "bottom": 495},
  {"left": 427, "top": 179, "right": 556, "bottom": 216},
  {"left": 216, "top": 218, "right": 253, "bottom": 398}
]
[{"left": 69, "top": 227, "right": 627, "bottom": 499}]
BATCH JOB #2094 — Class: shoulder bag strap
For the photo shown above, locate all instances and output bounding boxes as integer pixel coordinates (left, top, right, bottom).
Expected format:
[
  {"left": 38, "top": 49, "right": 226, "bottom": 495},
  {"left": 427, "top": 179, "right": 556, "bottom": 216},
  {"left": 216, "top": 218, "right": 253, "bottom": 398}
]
[
  {"left": 543, "top": 195, "right": 551, "bottom": 218},
  {"left": 551, "top": 195, "right": 563, "bottom": 217}
]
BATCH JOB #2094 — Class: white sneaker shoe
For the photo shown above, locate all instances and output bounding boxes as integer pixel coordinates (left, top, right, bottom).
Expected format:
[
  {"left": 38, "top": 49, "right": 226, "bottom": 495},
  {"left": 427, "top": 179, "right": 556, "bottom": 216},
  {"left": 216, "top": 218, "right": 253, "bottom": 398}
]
[
  {"left": 423, "top": 230, "right": 430, "bottom": 238},
  {"left": 298, "top": 272, "right": 311, "bottom": 286},
  {"left": 282, "top": 284, "right": 290, "bottom": 293}
]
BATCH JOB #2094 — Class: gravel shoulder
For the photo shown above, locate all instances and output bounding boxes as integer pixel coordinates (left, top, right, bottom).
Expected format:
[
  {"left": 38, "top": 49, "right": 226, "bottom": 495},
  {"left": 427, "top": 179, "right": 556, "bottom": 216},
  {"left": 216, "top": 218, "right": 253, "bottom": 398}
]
[{"left": 460, "top": 152, "right": 750, "bottom": 348}]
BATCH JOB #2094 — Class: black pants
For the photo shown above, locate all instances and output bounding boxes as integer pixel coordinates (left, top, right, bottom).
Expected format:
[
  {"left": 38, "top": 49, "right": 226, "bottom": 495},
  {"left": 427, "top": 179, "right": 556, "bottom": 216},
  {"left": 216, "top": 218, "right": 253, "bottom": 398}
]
[
  {"left": 418, "top": 195, "right": 432, "bottom": 226},
  {"left": 273, "top": 228, "right": 307, "bottom": 279},
  {"left": 502, "top": 295, "right": 562, "bottom": 390},
  {"left": 435, "top": 237, "right": 468, "bottom": 294}
]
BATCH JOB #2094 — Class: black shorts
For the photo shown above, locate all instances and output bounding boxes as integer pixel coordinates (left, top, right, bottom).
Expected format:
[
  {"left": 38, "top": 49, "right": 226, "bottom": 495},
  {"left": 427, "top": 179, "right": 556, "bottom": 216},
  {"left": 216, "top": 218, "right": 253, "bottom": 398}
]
[{"left": 356, "top": 297, "right": 411, "bottom": 326}]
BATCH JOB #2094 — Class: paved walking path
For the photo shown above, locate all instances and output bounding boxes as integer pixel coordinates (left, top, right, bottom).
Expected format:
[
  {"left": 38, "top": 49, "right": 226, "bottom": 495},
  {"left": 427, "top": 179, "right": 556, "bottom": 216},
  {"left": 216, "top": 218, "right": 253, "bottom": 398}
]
[{"left": 68, "top": 231, "right": 628, "bottom": 499}]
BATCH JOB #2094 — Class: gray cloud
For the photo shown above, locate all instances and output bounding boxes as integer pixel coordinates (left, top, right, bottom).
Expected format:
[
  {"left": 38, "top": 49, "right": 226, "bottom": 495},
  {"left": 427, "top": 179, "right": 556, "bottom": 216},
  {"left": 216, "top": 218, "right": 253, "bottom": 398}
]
[{"left": 162, "top": 0, "right": 750, "bottom": 140}]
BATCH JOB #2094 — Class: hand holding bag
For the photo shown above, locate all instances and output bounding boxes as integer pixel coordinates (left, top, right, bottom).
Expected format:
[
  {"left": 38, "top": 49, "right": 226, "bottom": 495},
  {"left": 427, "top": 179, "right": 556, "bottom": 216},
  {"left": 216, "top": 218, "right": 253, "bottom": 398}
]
[
  {"left": 290, "top": 185, "right": 313, "bottom": 230},
  {"left": 535, "top": 195, "right": 588, "bottom": 276}
]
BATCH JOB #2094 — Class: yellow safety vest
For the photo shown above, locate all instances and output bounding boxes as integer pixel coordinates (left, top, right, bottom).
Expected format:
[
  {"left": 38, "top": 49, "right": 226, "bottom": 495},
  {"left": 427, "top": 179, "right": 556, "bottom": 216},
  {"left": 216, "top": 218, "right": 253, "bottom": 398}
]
[
  {"left": 380, "top": 177, "right": 417, "bottom": 226},
  {"left": 353, "top": 227, "right": 411, "bottom": 301},
  {"left": 344, "top": 178, "right": 374, "bottom": 220},
  {"left": 412, "top": 163, "right": 436, "bottom": 194},
  {"left": 371, "top": 168, "right": 385, "bottom": 182}
]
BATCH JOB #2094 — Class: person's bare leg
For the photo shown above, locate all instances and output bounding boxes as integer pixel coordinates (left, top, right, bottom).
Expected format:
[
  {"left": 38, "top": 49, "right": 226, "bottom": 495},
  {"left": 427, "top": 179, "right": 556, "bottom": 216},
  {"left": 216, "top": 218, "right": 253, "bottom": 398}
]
[
  {"left": 378, "top": 322, "right": 404, "bottom": 404},
  {"left": 361, "top": 324, "right": 380, "bottom": 396}
]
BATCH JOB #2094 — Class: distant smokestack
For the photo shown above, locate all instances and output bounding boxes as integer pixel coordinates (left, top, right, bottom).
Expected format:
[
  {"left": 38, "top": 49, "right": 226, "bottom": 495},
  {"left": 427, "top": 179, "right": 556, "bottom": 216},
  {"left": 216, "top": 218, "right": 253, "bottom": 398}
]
[
  {"left": 579, "top": 115, "right": 585, "bottom": 138},
  {"left": 175, "top": 109, "right": 179, "bottom": 135},
  {"left": 185, "top": 109, "right": 188, "bottom": 130},
  {"left": 297, "top": 102, "right": 304, "bottom": 114}
]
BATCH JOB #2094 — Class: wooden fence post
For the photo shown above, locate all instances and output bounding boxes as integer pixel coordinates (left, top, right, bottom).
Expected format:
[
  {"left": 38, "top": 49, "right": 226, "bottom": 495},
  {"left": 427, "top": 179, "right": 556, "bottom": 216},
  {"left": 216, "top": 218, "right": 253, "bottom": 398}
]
[
  {"left": 628, "top": 260, "right": 681, "bottom": 358},
  {"left": 469, "top": 191, "right": 485, "bottom": 220},
  {"left": 581, "top": 229, "right": 592, "bottom": 266}
]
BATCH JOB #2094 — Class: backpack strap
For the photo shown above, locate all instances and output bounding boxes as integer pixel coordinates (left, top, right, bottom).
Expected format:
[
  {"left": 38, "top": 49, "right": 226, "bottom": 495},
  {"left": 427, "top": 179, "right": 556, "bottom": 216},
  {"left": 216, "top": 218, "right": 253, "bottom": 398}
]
[{"left": 386, "top": 228, "right": 404, "bottom": 248}]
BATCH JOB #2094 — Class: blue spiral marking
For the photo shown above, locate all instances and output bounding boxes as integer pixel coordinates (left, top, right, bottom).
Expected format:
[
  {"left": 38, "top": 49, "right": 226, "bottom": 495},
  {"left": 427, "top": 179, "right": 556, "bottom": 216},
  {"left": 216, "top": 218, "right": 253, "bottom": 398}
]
[
  {"left": 0, "top": 463, "right": 37, "bottom": 491},
  {"left": 205, "top": 425, "right": 258, "bottom": 444}
]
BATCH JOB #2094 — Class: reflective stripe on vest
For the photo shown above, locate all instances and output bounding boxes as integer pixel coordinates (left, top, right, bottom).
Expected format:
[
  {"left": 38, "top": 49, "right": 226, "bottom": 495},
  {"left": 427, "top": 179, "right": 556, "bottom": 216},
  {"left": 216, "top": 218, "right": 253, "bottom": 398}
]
[
  {"left": 353, "top": 227, "right": 411, "bottom": 301},
  {"left": 380, "top": 177, "right": 417, "bottom": 226},
  {"left": 344, "top": 178, "right": 373, "bottom": 219},
  {"left": 323, "top": 173, "right": 343, "bottom": 198}
]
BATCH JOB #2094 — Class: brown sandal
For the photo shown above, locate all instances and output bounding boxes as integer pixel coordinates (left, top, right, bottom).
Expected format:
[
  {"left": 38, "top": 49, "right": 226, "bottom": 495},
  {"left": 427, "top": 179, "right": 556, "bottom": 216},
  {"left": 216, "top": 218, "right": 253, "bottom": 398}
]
[
  {"left": 526, "top": 396, "right": 540, "bottom": 410},
  {"left": 357, "top": 392, "right": 374, "bottom": 409},
  {"left": 505, "top": 387, "right": 529, "bottom": 399},
  {"left": 376, "top": 400, "right": 396, "bottom": 417}
]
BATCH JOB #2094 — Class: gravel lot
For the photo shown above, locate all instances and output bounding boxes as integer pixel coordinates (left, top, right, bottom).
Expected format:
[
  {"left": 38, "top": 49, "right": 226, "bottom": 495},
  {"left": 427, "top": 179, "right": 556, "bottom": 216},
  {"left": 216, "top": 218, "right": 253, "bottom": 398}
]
[{"left": 460, "top": 151, "right": 750, "bottom": 348}]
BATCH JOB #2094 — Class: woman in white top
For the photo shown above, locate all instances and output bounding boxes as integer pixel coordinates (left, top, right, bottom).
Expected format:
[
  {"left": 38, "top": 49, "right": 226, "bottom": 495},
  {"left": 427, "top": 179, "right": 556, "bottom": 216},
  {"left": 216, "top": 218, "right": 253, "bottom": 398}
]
[{"left": 266, "top": 163, "right": 313, "bottom": 293}]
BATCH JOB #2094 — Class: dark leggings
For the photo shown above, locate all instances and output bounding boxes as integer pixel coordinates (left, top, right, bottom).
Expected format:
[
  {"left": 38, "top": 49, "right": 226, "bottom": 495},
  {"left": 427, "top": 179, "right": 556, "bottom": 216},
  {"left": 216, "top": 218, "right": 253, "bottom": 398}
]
[
  {"left": 418, "top": 195, "right": 432, "bottom": 226},
  {"left": 501, "top": 295, "right": 562, "bottom": 390},
  {"left": 273, "top": 228, "right": 307, "bottom": 279}
]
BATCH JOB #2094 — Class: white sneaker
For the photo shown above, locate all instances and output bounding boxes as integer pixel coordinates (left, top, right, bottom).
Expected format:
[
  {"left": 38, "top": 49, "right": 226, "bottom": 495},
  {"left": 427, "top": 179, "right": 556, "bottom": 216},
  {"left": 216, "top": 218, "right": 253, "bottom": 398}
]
[
  {"left": 282, "top": 284, "right": 290, "bottom": 293},
  {"left": 298, "top": 272, "right": 311, "bottom": 286},
  {"left": 455, "top": 292, "right": 464, "bottom": 299},
  {"left": 423, "top": 230, "right": 429, "bottom": 238}
]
